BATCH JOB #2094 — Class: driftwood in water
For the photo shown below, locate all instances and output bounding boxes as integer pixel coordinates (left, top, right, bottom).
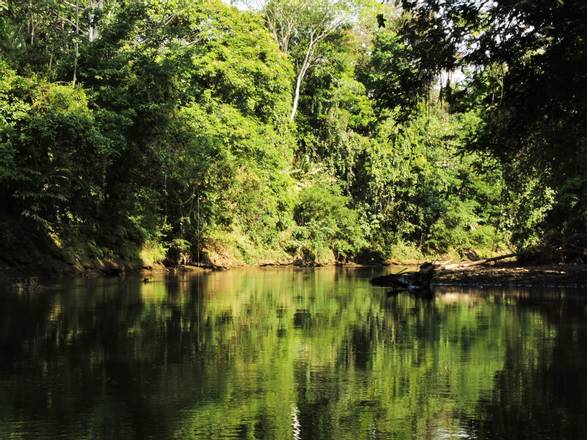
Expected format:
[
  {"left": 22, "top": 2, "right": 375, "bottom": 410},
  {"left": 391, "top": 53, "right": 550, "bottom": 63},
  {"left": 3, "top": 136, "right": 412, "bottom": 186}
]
[
  {"left": 371, "top": 263, "right": 437, "bottom": 291},
  {"left": 371, "top": 254, "right": 521, "bottom": 292},
  {"left": 448, "top": 253, "right": 518, "bottom": 268}
]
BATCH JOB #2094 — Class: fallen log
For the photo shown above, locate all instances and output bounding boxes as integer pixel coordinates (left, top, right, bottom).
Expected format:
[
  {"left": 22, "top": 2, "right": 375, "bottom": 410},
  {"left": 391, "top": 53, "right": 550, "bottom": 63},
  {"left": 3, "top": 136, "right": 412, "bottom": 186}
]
[
  {"left": 442, "top": 253, "right": 519, "bottom": 270},
  {"left": 463, "top": 253, "right": 518, "bottom": 266},
  {"left": 371, "top": 263, "right": 437, "bottom": 291},
  {"left": 371, "top": 254, "right": 520, "bottom": 292}
]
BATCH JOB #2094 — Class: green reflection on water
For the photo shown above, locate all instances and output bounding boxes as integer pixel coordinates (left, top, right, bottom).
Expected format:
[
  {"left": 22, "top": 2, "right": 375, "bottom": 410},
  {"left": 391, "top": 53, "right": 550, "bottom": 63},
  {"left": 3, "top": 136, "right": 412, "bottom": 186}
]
[{"left": 0, "top": 268, "right": 586, "bottom": 439}]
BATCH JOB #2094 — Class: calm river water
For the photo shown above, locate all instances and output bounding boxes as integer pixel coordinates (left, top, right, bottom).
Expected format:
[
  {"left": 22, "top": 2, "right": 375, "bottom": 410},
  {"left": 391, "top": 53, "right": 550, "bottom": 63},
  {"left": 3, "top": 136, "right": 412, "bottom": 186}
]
[{"left": 1, "top": 268, "right": 586, "bottom": 439}]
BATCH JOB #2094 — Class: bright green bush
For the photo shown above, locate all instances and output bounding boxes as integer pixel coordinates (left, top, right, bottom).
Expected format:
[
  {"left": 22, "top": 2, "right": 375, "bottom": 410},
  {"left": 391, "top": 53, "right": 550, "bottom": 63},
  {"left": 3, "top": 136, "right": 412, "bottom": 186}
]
[{"left": 290, "top": 183, "right": 366, "bottom": 263}]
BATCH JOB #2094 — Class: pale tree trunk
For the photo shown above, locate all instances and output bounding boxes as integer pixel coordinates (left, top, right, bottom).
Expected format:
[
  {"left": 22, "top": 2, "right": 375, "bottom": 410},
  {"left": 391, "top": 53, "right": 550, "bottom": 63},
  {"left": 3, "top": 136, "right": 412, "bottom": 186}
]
[
  {"left": 263, "top": 2, "right": 343, "bottom": 122},
  {"left": 290, "top": 72, "right": 303, "bottom": 122},
  {"left": 289, "top": 39, "right": 315, "bottom": 122},
  {"left": 88, "top": 0, "right": 103, "bottom": 42},
  {"left": 72, "top": 42, "right": 79, "bottom": 87},
  {"left": 72, "top": 0, "right": 80, "bottom": 87},
  {"left": 28, "top": 0, "right": 35, "bottom": 45}
]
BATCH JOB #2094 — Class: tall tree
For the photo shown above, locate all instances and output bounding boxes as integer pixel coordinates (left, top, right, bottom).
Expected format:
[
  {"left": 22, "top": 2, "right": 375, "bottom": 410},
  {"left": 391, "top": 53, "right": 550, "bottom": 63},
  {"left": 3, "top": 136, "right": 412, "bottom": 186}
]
[{"left": 263, "top": 0, "right": 352, "bottom": 121}]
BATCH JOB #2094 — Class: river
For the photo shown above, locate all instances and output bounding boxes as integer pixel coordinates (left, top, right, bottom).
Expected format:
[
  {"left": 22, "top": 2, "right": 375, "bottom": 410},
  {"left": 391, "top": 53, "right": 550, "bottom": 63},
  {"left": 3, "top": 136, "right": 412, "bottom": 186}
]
[{"left": 1, "top": 267, "right": 586, "bottom": 439}]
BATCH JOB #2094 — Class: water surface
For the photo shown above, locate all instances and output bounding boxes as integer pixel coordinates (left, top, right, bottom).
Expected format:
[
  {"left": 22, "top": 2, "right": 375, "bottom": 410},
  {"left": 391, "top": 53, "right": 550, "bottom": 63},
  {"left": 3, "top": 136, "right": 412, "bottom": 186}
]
[{"left": 1, "top": 268, "right": 586, "bottom": 439}]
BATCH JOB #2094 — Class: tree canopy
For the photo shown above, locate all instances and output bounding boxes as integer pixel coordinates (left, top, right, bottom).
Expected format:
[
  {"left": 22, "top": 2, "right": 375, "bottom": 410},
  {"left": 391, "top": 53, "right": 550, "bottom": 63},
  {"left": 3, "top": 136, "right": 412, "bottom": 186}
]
[{"left": 1, "top": 0, "right": 584, "bottom": 269}]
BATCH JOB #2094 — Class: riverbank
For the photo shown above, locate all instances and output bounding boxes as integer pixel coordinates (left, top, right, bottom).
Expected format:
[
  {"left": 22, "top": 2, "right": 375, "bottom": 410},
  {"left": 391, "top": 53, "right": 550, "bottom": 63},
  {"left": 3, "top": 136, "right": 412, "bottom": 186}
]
[
  {"left": 0, "top": 258, "right": 212, "bottom": 283},
  {"left": 2, "top": 252, "right": 586, "bottom": 289},
  {"left": 195, "top": 256, "right": 587, "bottom": 290},
  {"left": 433, "top": 262, "right": 587, "bottom": 288}
]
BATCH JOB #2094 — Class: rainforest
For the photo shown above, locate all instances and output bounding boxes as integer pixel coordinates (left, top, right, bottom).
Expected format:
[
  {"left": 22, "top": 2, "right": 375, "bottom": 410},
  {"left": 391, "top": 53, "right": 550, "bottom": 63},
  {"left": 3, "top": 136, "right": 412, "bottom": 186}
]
[
  {"left": 2, "top": 2, "right": 587, "bottom": 440},
  {"left": 1, "top": 0, "right": 586, "bottom": 272}
]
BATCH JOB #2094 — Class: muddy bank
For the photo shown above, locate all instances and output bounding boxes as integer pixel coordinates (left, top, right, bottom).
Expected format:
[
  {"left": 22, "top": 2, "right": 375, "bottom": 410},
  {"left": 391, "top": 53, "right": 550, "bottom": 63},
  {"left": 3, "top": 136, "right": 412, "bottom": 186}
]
[
  {"left": 0, "top": 258, "right": 210, "bottom": 283},
  {"left": 3, "top": 250, "right": 586, "bottom": 289},
  {"left": 0, "top": 252, "right": 362, "bottom": 282}
]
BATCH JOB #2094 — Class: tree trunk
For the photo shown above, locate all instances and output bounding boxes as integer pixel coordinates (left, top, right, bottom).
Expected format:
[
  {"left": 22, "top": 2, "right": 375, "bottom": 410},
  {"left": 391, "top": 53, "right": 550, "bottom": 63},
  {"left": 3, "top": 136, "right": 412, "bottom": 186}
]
[
  {"left": 290, "top": 72, "right": 303, "bottom": 122},
  {"left": 289, "top": 41, "right": 315, "bottom": 122},
  {"left": 72, "top": 0, "right": 80, "bottom": 87},
  {"left": 89, "top": 0, "right": 103, "bottom": 42},
  {"left": 28, "top": 0, "right": 35, "bottom": 46}
]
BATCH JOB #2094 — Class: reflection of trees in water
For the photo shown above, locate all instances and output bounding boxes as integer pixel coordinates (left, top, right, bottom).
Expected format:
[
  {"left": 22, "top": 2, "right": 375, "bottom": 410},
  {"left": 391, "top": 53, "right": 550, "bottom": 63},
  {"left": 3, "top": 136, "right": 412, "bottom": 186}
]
[
  {"left": 467, "top": 289, "right": 587, "bottom": 440},
  {"left": 0, "top": 273, "right": 585, "bottom": 439}
]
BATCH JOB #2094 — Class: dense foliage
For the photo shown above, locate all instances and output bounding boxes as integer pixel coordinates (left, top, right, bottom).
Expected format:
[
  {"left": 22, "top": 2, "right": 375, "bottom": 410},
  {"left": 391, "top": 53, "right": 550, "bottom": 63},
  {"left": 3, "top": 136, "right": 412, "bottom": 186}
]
[
  {"left": 399, "top": 0, "right": 587, "bottom": 251},
  {"left": 1, "top": 0, "right": 581, "bottom": 269}
]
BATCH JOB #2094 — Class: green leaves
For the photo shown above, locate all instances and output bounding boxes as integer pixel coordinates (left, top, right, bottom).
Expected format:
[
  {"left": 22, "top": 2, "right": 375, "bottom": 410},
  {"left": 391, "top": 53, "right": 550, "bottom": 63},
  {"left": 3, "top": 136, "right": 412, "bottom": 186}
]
[
  {"left": 292, "top": 183, "right": 366, "bottom": 262},
  {"left": 350, "top": 103, "right": 506, "bottom": 257},
  {"left": 400, "top": 0, "right": 587, "bottom": 247},
  {"left": 359, "top": 29, "right": 426, "bottom": 120},
  {"left": 1, "top": 0, "right": 552, "bottom": 266},
  {"left": 0, "top": 77, "right": 114, "bottom": 234}
]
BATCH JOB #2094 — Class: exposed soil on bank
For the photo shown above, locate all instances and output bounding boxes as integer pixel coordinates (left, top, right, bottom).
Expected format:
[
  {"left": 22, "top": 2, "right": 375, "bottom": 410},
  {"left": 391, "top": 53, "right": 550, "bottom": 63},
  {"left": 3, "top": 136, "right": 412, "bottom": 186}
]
[
  {"left": 0, "top": 258, "right": 210, "bottom": 283},
  {"left": 2, "top": 253, "right": 586, "bottom": 289}
]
